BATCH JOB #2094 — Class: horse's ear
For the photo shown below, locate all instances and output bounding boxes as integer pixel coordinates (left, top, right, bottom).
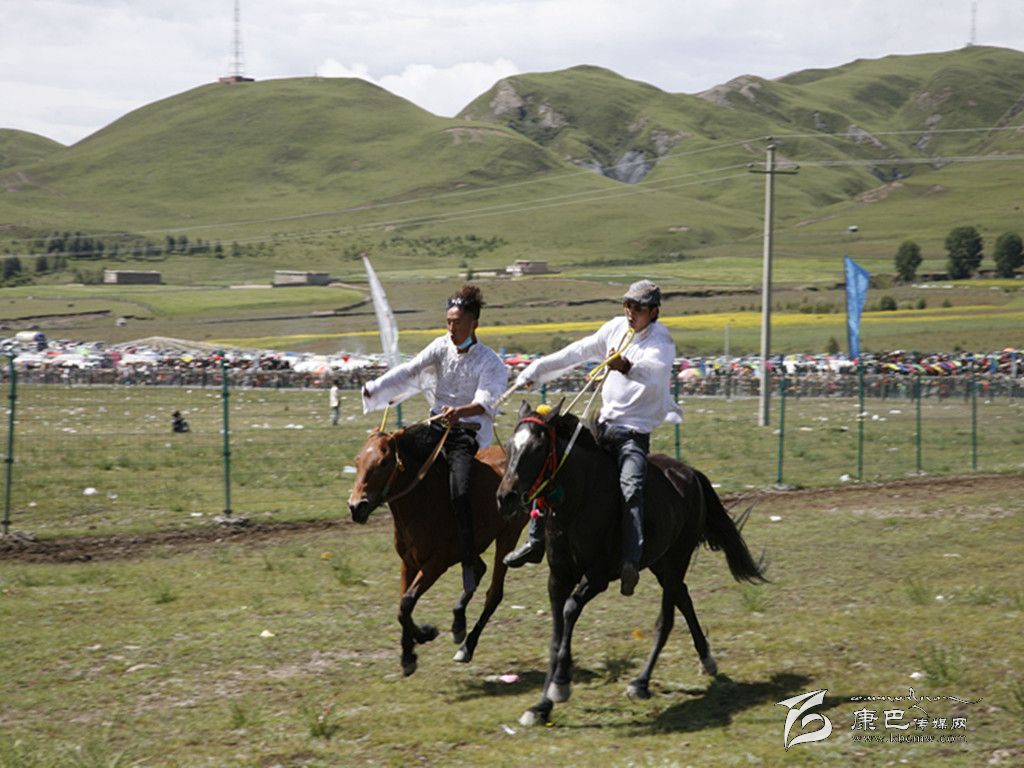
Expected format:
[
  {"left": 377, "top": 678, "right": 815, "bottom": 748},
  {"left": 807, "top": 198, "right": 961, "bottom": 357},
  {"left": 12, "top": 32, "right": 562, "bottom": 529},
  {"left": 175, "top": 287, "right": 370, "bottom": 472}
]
[
  {"left": 544, "top": 398, "right": 564, "bottom": 423},
  {"left": 518, "top": 400, "right": 532, "bottom": 418}
]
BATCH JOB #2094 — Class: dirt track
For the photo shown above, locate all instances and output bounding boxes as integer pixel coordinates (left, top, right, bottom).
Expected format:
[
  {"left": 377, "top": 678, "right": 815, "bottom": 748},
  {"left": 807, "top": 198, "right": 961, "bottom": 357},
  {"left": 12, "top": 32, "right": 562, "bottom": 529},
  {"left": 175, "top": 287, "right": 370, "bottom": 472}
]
[{"left": 1, "top": 473, "right": 1020, "bottom": 564}]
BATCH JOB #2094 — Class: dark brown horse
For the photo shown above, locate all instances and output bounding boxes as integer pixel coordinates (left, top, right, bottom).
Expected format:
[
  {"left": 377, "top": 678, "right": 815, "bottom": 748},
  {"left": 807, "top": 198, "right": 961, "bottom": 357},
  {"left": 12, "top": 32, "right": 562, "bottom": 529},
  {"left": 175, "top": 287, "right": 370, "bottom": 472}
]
[
  {"left": 497, "top": 402, "right": 767, "bottom": 726},
  {"left": 347, "top": 423, "right": 525, "bottom": 676}
]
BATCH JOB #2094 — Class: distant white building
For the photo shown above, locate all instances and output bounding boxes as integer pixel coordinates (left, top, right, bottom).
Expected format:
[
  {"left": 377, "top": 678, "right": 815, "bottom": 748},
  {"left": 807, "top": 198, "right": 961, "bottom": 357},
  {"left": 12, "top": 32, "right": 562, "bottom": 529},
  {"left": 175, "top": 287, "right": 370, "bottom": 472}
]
[
  {"left": 506, "top": 260, "right": 556, "bottom": 276},
  {"left": 103, "top": 269, "right": 162, "bottom": 285},
  {"left": 273, "top": 270, "right": 331, "bottom": 287}
]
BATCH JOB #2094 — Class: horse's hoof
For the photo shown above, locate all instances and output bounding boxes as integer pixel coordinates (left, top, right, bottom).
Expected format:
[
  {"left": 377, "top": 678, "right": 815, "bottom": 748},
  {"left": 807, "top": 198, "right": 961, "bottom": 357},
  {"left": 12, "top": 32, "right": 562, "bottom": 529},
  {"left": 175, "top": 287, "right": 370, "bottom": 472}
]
[
  {"left": 626, "top": 681, "right": 651, "bottom": 700},
  {"left": 546, "top": 682, "right": 571, "bottom": 703},
  {"left": 416, "top": 624, "right": 439, "bottom": 645},
  {"left": 402, "top": 657, "right": 418, "bottom": 677},
  {"left": 701, "top": 654, "right": 718, "bottom": 676},
  {"left": 519, "top": 710, "right": 544, "bottom": 727},
  {"left": 452, "top": 628, "right": 467, "bottom": 645},
  {"left": 452, "top": 646, "right": 472, "bottom": 664}
]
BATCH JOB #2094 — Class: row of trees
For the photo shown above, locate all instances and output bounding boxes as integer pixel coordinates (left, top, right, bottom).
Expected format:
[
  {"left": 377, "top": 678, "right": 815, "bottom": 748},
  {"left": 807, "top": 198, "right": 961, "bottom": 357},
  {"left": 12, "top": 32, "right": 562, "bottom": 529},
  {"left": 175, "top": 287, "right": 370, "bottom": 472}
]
[
  {"left": 894, "top": 226, "right": 1023, "bottom": 282},
  {"left": 39, "top": 232, "right": 233, "bottom": 260},
  {"left": 1, "top": 254, "right": 75, "bottom": 285}
]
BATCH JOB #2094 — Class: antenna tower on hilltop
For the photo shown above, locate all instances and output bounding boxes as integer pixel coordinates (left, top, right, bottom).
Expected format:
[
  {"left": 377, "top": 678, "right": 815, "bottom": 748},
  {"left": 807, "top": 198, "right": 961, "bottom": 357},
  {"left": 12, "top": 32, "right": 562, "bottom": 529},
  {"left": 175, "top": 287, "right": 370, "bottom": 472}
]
[
  {"left": 219, "top": 0, "right": 255, "bottom": 84},
  {"left": 967, "top": 0, "right": 978, "bottom": 47}
]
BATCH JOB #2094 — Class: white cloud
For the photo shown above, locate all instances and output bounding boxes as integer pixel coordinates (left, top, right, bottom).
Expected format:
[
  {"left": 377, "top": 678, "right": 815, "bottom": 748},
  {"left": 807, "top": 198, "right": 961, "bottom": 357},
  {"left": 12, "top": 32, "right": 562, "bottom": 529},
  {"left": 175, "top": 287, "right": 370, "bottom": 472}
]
[{"left": 315, "top": 58, "right": 520, "bottom": 115}]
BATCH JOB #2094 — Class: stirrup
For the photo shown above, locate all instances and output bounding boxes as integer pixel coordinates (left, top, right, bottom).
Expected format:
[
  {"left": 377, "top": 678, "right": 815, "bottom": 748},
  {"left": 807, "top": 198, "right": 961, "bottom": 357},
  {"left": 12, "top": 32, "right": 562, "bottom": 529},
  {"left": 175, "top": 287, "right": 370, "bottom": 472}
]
[{"left": 503, "top": 540, "right": 544, "bottom": 568}]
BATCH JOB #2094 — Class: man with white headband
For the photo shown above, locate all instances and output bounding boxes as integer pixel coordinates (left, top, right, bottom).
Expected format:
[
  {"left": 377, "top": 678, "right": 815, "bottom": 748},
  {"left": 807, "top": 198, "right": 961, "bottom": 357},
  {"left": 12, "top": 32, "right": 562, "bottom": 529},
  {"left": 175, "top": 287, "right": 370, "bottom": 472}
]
[
  {"left": 504, "top": 280, "right": 680, "bottom": 596},
  {"left": 362, "top": 284, "right": 508, "bottom": 593}
]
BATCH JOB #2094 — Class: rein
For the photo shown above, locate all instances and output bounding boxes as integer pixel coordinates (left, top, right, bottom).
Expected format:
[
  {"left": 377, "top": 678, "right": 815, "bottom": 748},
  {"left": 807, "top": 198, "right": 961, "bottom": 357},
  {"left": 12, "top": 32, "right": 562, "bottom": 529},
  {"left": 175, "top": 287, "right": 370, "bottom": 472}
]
[
  {"left": 379, "top": 421, "right": 453, "bottom": 506},
  {"left": 566, "top": 325, "right": 635, "bottom": 415},
  {"left": 518, "top": 415, "right": 584, "bottom": 510}
]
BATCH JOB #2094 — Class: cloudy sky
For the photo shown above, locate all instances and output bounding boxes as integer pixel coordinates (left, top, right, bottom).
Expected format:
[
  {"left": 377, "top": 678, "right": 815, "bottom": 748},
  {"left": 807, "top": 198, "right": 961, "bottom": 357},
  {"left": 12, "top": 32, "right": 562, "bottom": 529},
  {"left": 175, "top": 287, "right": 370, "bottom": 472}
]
[{"left": 3, "top": 0, "right": 1023, "bottom": 146}]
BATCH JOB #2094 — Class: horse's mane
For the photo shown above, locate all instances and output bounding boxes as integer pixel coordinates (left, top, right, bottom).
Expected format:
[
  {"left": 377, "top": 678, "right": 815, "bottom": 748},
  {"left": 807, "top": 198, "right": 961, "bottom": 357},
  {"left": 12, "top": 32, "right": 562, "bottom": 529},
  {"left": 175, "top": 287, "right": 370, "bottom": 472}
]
[
  {"left": 392, "top": 423, "right": 440, "bottom": 464},
  {"left": 551, "top": 411, "right": 600, "bottom": 453}
]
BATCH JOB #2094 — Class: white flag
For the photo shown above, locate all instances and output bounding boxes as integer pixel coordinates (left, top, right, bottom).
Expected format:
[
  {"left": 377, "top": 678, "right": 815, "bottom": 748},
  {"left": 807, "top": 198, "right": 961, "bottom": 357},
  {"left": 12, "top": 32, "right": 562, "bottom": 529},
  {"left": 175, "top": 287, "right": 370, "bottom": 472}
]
[{"left": 361, "top": 255, "right": 400, "bottom": 369}]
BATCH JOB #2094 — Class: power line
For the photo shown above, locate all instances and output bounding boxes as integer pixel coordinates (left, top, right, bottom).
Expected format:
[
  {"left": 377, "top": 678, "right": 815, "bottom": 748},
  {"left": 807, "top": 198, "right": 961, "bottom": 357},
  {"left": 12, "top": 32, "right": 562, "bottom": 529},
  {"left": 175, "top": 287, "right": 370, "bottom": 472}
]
[
  {"left": 8, "top": 125, "right": 1024, "bottom": 258},
  {"left": 95, "top": 137, "right": 764, "bottom": 239},
  {"left": 773, "top": 125, "right": 1023, "bottom": 140},
  {"left": 190, "top": 167, "right": 753, "bottom": 246},
  {"left": 7, "top": 160, "right": 753, "bottom": 253},
  {"left": 3, "top": 167, "right": 754, "bottom": 259},
  {"left": 794, "top": 153, "right": 1024, "bottom": 167}
]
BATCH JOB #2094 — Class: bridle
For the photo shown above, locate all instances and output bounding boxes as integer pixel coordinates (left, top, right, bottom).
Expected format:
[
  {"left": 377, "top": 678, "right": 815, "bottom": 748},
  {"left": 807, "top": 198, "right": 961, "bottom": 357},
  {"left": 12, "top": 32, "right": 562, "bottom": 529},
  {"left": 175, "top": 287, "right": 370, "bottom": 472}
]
[
  {"left": 373, "top": 421, "right": 453, "bottom": 506},
  {"left": 514, "top": 415, "right": 584, "bottom": 513}
]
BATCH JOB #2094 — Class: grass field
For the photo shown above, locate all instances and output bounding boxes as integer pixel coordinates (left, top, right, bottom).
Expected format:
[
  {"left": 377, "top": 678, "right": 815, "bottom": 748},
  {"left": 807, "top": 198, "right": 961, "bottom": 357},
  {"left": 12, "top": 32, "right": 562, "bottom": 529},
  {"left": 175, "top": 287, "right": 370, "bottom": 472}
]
[
  {"left": 4, "top": 48, "right": 1024, "bottom": 311},
  {"left": 2, "top": 385, "right": 1021, "bottom": 540},
  {"left": 1, "top": 467, "right": 1021, "bottom": 766},
  {"left": 2, "top": 277, "right": 1021, "bottom": 356}
]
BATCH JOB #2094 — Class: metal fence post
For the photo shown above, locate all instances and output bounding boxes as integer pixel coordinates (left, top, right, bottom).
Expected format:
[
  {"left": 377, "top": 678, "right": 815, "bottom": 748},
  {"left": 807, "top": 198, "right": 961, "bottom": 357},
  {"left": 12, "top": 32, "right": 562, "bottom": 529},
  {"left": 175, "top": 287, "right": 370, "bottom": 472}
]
[
  {"left": 857, "top": 364, "right": 865, "bottom": 481},
  {"left": 2, "top": 356, "right": 16, "bottom": 536},
  {"left": 915, "top": 375, "right": 923, "bottom": 474},
  {"left": 971, "top": 374, "right": 978, "bottom": 471},
  {"left": 776, "top": 376, "right": 787, "bottom": 485},
  {"left": 220, "top": 356, "right": 233, "bottom": 517}
]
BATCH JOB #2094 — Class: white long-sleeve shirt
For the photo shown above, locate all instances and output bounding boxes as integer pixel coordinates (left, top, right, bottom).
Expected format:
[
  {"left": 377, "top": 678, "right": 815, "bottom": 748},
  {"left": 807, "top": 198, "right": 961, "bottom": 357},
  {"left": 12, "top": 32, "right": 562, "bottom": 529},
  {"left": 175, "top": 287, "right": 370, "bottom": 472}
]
[
  {"left": 519, "top": 316, "right": 681, "bottom": 433},
  {"left": 362, "top": 335, "right": 508, "bottom": 448}
]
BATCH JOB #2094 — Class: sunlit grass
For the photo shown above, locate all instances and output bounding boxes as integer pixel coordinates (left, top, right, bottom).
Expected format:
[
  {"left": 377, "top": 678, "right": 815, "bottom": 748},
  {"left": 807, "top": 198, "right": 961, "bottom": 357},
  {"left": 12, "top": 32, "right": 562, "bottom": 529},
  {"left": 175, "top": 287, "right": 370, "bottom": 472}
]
[{"left": 3, "top": 384, "right": 1021, "bottom": 539}]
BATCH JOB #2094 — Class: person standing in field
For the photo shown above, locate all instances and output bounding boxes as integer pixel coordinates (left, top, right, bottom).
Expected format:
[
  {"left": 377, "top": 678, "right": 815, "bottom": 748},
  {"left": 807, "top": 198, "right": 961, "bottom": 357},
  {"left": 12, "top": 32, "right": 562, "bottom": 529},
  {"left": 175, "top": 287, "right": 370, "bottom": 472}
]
[
  {"left": 329, "top": 380, "right": 341, "bottom": 426},
  {"left": 361, "top": 284, "right": 508, "bottom": 593},
  {"left": 503, "top": 280, "right": 680, "bottom": 596}
]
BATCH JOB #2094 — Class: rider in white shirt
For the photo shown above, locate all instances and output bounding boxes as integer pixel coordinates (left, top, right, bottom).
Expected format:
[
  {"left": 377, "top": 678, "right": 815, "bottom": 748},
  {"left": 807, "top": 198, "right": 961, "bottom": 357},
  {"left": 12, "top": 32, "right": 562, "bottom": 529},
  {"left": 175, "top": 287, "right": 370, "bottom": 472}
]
[
  {"left": 504, "top": 280, "right": 680, "bottom": 596},
  {"left": 362, "top": 284, "right": 508, "bottom": 592}
]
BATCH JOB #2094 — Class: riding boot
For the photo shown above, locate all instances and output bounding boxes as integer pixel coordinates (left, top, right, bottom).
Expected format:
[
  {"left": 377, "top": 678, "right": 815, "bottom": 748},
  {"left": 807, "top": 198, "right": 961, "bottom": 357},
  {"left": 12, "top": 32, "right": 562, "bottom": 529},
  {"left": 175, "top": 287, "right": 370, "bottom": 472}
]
[
  {"left": 620, "top": 506, "right": 643, "bottom": 596},
  {"left": 503, "top": 515, "right": 545, "bottom": 568},
  {"left": 454, "top": 497, "right": 480, "bottom": 593}
]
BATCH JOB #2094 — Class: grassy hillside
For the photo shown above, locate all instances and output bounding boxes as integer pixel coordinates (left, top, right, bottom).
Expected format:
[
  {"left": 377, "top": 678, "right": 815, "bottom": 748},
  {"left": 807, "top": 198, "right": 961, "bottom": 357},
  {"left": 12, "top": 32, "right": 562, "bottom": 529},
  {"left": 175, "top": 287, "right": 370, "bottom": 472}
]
[
  {"left": 0, "top": 129, "right": 64, "bottom": 171},
  {"left": 0, "top": 48, "right": 1023, "bottom": 355},
  {"left": 0, "top": 77, "right": 570, "bottom": 235}
]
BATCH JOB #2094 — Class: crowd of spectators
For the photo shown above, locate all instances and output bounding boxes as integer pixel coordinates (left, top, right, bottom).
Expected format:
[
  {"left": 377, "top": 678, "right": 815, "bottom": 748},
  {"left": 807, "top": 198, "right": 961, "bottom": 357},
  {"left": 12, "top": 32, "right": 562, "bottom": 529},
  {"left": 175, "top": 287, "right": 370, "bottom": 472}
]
[{"left": 1, "top": 336, "right": 1020, "bottom": 399}]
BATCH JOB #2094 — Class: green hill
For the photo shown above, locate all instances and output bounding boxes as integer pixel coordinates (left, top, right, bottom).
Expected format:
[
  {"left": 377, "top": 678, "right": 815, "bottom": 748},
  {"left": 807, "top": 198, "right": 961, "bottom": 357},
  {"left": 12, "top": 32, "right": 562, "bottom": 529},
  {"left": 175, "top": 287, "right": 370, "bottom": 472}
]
[
  {"left": 460, "top": 47, "right": 1024, "bottom": 197},
  {"left": 0, "top": 77, "right": 568, "bottom": 234},
  {"left": 1, "top": 48, "right": 1024, "bottom": 291},
  {"left": 0, "top": 129, "right": 64, "bottom": 171}
]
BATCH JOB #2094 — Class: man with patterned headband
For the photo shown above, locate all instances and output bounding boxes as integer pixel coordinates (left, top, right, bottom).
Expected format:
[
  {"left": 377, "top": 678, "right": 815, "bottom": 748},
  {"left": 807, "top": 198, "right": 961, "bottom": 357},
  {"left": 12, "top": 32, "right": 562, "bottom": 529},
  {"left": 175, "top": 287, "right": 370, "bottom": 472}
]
[
  {"left": 361, "top": 284, "right": 508, "bottom": 593},
  {"left": 503, "top": 280, "right": 680, "bottom": 596}
]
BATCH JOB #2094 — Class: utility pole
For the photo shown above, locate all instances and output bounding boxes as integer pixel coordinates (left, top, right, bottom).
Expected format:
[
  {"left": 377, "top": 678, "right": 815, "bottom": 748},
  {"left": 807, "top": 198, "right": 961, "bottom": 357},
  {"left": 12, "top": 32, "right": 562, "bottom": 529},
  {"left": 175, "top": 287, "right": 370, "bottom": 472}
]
[{"left": 749, "top": 139, "right": 798, "bottom": 426}]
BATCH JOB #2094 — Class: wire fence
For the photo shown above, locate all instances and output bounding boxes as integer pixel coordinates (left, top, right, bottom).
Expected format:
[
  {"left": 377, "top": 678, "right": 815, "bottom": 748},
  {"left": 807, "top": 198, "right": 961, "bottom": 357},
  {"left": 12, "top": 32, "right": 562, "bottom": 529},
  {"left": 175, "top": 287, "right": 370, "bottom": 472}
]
[{"left": 2, "top": 363, "right": 1021, "bottom": 539}]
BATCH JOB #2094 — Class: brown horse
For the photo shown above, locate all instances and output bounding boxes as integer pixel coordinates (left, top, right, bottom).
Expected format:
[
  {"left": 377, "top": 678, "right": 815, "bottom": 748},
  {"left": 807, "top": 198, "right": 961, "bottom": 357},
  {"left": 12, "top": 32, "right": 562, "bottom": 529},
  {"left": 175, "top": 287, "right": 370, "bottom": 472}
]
[{"left": 347, "top": 423, "right": 525, "bottom": 676}]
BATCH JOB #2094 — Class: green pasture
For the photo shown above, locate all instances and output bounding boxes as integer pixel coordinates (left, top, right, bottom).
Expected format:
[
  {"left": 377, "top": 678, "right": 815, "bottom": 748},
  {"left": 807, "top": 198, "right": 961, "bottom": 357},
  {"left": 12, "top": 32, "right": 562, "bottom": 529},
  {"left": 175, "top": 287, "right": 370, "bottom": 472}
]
[
  {"left": 4, "top": 48, "right": 1024, "bottom": 303},
  {"left": 2, "top": 384, "right": 1021, "bottom": 540},
  {"left": 2, "top": 274, "right": 1019, "bottom": 356},
  {"left": 0, "top": 284, "right": 364, "bottom": 321},
  {"left": 1, "top": 458, "right": 1021, "bottom": 766}
]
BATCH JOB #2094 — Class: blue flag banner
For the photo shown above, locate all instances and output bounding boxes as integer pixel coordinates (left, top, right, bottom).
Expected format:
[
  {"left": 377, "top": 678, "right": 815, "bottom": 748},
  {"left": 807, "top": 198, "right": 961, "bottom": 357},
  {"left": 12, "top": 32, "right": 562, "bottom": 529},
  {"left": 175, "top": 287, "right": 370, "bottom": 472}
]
[{"left": 844, "top": 256, "right": 870, "bottom": 359}]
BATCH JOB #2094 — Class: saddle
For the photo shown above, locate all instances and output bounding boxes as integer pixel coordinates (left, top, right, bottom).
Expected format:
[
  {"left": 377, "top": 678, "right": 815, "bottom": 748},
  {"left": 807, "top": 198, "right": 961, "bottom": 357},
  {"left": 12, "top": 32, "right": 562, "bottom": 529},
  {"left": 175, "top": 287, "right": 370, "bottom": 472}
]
[
  {"left": 591, "top": 418, "right": 692, "bottom": 503},
  {"left": 646, "top": 453, "right": 695, "bottom": 503}
]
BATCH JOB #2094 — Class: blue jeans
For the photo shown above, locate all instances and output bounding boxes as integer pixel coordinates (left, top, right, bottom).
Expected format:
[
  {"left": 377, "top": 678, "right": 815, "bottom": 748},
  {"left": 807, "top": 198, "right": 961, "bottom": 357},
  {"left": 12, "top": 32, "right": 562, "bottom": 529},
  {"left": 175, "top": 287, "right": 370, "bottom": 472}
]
[{"left": 600, "top": 425, "right": 650, "bottom": 565}]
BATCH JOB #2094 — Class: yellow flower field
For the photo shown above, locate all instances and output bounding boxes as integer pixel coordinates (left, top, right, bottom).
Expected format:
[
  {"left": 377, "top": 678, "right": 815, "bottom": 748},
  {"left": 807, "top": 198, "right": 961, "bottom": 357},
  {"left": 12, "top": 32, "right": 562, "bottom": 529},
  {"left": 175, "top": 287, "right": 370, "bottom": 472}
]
[{"left": 210, "top": 305, "right": 1024, "bottom": 350}]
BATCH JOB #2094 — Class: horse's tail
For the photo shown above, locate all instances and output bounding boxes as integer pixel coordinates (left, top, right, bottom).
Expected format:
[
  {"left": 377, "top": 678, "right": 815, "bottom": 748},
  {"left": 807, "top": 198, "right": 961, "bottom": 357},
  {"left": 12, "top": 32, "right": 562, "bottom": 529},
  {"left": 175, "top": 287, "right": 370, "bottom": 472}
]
[{"left": 697, "top": 471, "right": 768, "bottom": 583}]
